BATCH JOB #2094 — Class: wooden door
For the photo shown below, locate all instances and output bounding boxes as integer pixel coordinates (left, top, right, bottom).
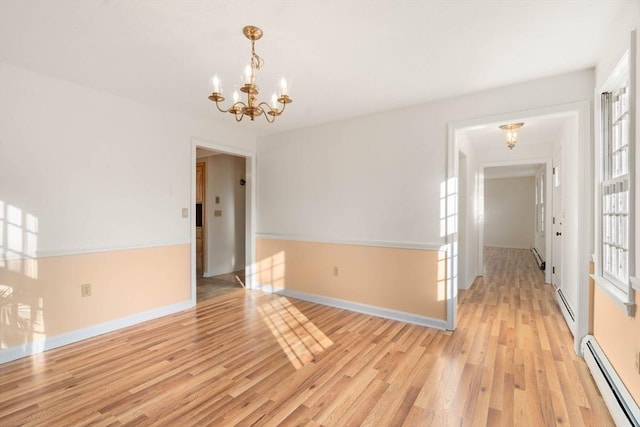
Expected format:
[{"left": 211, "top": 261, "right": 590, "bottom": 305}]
[{"left": 196, "top": 162, "right": 205, "bottom": 276}]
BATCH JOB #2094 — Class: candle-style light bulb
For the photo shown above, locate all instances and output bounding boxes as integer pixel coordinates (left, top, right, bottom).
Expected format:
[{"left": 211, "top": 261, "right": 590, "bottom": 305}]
[
  {"left": 233, "top": 90, "right": 240, "bottom": 104},
  {"left": 280, "top": 77, "right": 288, "bottom": 96},
  {"left": 271, "top": 93, "right": 278, "bottom": 109},
  {"left": 244, "top": 64, "right": 252, "bottom": 85},
  {"left": 212, "top": 75, "right": 221, "bottom": 93}
]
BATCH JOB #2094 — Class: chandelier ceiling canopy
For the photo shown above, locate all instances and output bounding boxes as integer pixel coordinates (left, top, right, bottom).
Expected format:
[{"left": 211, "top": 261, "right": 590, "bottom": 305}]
[{"left": 208, "top": 25, "right": 292, "bottom": 123}]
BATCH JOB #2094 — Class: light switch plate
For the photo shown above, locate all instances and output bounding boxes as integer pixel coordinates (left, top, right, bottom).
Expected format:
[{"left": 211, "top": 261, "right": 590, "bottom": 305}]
[
  {"left": 214, "top": 210, "right": 222, "bottom": 217},
  {"left": 182, "top": 208, "right": 188, "bottom": 218},
  {"left": 215, "top": 196, "right": 220, "bottom": 204}
]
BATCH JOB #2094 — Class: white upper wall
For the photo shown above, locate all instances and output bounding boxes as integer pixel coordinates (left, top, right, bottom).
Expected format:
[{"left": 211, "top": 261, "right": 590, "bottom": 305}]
[
  {"left": 595, "top": 2, "right": 640, "bottom": 88},
  {"left": 484, "top": 177, "right": 536, "bottom": 249},
  {"left": 257, "top": 69, "right": 594, "bottom": 245},
  {"left": 0, "top": 62, "right": 256, "bottom": 258}
]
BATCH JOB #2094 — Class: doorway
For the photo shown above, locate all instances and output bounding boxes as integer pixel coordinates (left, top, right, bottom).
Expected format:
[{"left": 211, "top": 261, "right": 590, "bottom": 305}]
[
  {"left": 448, "top": 102, "right": 590, "bottom": 353},
  {"left": 480, "top": 161, "right": 551, "bottom": 284},
  {"left": 191, "top": 139, "right": 256, "bottom": 304}
]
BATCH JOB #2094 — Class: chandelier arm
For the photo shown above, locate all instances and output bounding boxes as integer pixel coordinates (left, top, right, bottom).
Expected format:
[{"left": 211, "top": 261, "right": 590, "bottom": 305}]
[
  {"left": 264, "top": 110, "right": 276, "bottom": 124},
  {"left": 213, "top": 99, "right": 232, "bottom": 114},
  {"left": 256, "top": 102, "right": 276, "bottom": 123},
  {"left": 279, "top": 100, "right": 288, "bottom": 114},
  {"left": 257, "top": 101, "right": 276, "bottom": 114},
  {"left": 257, "top": 102, "right": 281, "bottom": 124}
]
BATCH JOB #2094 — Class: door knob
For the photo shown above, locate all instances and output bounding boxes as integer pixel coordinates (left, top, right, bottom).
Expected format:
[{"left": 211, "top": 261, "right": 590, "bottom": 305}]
[{"left": 556, "top": 232, "right": 562, "bottom": 236}]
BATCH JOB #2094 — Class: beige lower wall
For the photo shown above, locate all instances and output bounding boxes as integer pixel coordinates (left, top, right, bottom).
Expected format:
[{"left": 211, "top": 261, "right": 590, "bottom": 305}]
[
  {"left": 255, "top": 238, "right": 446, "bottom": 320},
  {"left": 0, "top": 244, "right": 190, "bottom": 350},
  {"left": 593, "top": 285, "right": 640, "bottom": 406}
]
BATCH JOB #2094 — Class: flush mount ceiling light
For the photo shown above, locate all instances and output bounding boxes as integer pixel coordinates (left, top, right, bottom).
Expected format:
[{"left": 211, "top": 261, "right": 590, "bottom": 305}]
[
  {"left": 208, "top": 25, "right": 292, "bottom": 123},
  {"left": 499, "top": 122, "right": 524, "bottom": 149}
]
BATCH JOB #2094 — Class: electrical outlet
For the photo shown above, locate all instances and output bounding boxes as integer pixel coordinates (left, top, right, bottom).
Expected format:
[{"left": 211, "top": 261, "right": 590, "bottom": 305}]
[
  {"left": 81, "top": 283, "right": 92, "bottom": 297},
  {"left": 333, "top": 266, "right": 339, "bottom": 277}
]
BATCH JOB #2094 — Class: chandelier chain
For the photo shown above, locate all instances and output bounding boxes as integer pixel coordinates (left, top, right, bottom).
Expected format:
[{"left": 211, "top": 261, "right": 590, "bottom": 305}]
[{"left": 251, "top": 40, "right": 264, "bottom": 70}]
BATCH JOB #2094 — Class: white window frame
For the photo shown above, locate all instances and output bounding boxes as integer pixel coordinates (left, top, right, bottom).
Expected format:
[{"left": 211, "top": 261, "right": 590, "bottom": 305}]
[{"left": 593, "top": 43, "right": 636, "bottom": 316}]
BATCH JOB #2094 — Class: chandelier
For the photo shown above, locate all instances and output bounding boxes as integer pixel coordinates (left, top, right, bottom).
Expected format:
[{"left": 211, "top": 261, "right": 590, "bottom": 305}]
[
  {"left": 208, "top": 26, "right": 292, "bottom": 123},
  {"left": 499, "top": 122, "right": 524, "bottom": 149}
]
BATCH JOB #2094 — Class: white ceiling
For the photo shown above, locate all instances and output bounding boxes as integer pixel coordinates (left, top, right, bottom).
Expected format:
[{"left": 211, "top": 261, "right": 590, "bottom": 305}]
[
  {"left": 463, "top": 114, "right": 571, "bottom": 150},
  {"left": 0, "top": 1, "right": 630, "bottom": 136},
  {"left": 484, "top": 164, "right": 542, "bottom": 179}
]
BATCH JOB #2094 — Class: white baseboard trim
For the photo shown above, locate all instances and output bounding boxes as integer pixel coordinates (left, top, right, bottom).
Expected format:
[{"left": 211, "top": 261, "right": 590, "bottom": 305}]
[
  {"left": 252, "top": 283, "right": 447, "bottom": 330},
  {"left": 0, "top": 300, "right": 194, "bottom": 364},
  {"left": 556, "top": 289, "right": 576, "bottom": 337},
  {"left": 581, "top": 335, "right": 640, "bottom": 426},
  {"left": 462, "top": 275, "right": 478, "bottom": 290}
]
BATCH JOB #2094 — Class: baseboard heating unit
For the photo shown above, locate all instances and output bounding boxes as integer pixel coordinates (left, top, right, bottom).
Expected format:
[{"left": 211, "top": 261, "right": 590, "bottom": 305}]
[
  {"left": 531, "top": 247, "right": 545, "bottom": 270},
  {"left": 581, "top": 335, "right": 640, "bottom": 427}
]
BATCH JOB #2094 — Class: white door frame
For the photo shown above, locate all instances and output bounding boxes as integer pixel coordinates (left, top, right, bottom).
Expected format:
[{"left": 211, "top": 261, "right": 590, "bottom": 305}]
[
  {"left": 552, "top": 153, "right": 563, "bottom": 290},
  {"left": 190, "top": 138, "right": 257, "bottom": 305},
  {"left": 447, "top": 101, "right": 591, "bottom": 355}
]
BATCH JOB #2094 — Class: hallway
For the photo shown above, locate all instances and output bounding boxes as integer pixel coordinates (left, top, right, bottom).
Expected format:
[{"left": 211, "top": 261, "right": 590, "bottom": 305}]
[{"left": 455, "top": 247, "right": 611, "bottom": 425}]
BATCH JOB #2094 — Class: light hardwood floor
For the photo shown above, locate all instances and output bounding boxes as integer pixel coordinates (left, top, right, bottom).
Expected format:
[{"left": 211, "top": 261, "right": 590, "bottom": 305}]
[
  {"left": 0, "top": 247, "right": 612, "bottom": 426},
  {"left": 197, "top": 270, "right": 246, "bottom": 301}
]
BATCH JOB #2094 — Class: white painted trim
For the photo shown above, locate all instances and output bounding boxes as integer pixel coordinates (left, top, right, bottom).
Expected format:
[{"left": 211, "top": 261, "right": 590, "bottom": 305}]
[
  {"left": 463, "top": 274, "right": 477, "bottom": 290},
  {"left": 631, "top": 276, "right": 640, "bottom": 292},
  {"left": 581, "top": 335, "right": 640, "bottom": 426},
  {"left": 252, "top": 284, "right": 448, "bottom": 331},
  {"left": 445, "top": 124, "right": 458, "bottom": 331},
  {"left": 192, "top": 139, "right": 255, "bottom": 159},
  {"left": 482, "top": 244, "right": 537, "bottom": 250},
  {"left": 556, "top": 289, "right": 577, "bottom": 336},
  {"left": 574, "top": 100, "right": 592, "bottom": 356},
  {"left": 256, "top": 233, "right": 443, "bottom": 251},
  {"left": 2, "top": 240, "right": 191, "bottom": 261},
  {"left": 0, "top": 300, "right": 194, "bottom": 364},
  {"left": 591, "top": 274, "right": 636, "bottom": 316},
  {"left": 191, "top": 138, "right": 257, "bottom": 302}
]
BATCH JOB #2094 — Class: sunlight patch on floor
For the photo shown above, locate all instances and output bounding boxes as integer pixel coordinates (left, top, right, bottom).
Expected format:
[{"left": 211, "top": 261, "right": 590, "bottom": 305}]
[{"left": 258, "top": 296, "right": 333, "bottom": 370}]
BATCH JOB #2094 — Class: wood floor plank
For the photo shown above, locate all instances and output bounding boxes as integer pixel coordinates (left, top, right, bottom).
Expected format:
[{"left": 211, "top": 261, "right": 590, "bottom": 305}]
[{"left": 0, "top": 247, "right": 614, "bottom": 426}]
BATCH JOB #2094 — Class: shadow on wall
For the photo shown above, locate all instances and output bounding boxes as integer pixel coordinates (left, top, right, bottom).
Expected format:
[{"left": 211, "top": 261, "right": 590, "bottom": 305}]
[{"left": 0, "top": 200, "right": 45, "bottom": 351}]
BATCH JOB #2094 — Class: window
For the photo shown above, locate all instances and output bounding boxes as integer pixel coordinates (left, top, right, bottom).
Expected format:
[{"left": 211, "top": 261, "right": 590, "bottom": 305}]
[
  {"left": 601, "top": 80, "right": 630, "bottom": 289},
  {"left": 595, "top": 46, "right": 635, "bottom": 314}
]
